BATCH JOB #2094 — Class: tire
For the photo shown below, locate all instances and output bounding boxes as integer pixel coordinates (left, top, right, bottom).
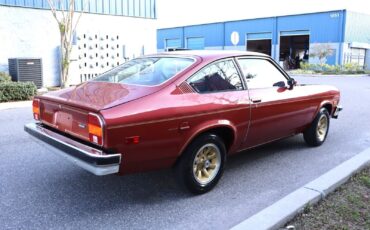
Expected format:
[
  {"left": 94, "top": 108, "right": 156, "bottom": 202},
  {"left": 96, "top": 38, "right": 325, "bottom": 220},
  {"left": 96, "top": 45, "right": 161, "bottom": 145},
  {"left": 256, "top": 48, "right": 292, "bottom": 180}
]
[
  {"left": 175, "top": 133, "right": 226, "bottom": 194},
  {"left": 303, "top": 107, "right": 330, "bottom": 147}
]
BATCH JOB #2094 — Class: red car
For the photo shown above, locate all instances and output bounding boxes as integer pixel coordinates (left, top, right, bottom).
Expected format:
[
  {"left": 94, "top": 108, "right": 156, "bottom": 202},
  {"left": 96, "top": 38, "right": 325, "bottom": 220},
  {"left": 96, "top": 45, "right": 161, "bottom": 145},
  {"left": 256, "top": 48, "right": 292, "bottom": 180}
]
[{"left": 25, "top": 51, "right": 342, "bottom": 194}]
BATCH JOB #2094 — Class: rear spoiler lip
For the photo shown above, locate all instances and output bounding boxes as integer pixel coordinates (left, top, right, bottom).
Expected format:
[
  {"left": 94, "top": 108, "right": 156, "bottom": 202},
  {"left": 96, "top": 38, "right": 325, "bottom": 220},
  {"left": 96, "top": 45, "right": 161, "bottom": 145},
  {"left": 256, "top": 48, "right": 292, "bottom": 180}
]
[{"left": 36, "top": 96, "right": 101, "bottom": 113}]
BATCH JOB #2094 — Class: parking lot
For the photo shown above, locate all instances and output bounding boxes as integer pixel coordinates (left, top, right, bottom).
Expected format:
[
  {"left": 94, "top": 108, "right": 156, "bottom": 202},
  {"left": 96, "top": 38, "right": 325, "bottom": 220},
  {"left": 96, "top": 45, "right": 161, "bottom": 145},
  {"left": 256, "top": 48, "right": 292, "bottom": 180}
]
[{"left": 1, "top": 75, "right": 370, "bottom": 230}]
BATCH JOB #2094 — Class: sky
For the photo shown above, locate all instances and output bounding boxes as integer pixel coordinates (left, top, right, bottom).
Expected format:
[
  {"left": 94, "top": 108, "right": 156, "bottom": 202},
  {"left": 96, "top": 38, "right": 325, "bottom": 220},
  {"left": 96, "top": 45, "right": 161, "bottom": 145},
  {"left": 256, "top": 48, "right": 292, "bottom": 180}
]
[{"left": 157, "top": 0, "right": 369, "bottom": 28}]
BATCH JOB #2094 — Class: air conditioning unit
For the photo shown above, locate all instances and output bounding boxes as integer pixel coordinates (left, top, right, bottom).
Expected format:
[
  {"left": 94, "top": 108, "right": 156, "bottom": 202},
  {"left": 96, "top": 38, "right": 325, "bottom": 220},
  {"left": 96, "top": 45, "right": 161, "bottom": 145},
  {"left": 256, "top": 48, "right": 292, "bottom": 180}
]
[{"left": 8, "top": 58, "right": 43, "bottom": 89}]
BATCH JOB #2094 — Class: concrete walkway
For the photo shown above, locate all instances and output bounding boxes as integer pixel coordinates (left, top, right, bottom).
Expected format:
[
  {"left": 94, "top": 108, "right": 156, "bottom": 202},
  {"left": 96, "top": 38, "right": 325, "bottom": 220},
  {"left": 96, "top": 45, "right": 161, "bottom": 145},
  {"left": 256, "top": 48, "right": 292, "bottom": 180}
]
[
  {"left": 231, "top": 148, "right": 370, "bottom": 230},
  {"left": 0, "top": 100, "right": 32, "bottom": 110},
  {"left": 289, "top": 73, "right": 369, "bottom": 78}
]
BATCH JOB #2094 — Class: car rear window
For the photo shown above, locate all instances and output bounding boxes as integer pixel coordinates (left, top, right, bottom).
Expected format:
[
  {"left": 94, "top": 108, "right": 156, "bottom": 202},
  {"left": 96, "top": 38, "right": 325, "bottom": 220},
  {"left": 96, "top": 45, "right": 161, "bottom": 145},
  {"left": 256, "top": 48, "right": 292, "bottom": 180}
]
[{"left": 93, "top": 57, "right": 194, "bottom": 86}]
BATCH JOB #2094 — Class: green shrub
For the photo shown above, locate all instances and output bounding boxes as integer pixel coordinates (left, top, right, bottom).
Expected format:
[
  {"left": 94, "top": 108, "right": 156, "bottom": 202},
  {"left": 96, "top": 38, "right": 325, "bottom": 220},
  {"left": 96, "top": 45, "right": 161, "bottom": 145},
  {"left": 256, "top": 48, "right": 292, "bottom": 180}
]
[
  {"left": 320, "top": 64, "right": 342, "bottom": 74},
  {"left": 288, "top": 68, "right": 315, "bottom": 74},
  {"left": 0, "top": 72, "right": 11, "bottom": 82},
  {"left": 300, "top": 62, "right": 311, "bottom": 70},
  {"left": 297, "top": 63, "right": 366, "bottom": 75},
  {"left": 342, "top": 63, "right": 365, "bottom": 74},
  {"left": 0, "top": 81, "right": 37, "bottom": 102}
]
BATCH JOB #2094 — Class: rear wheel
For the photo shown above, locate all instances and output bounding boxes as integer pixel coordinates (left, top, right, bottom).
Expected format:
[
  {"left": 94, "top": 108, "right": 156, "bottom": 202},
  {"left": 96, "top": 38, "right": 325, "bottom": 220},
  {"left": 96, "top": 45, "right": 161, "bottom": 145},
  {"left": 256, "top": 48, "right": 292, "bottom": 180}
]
[
  {"left": 175, "top": 133, "right": 226, "bottom": 194},
  {"left": 303, "top": 108, "right": 330, "bottom": 146}
]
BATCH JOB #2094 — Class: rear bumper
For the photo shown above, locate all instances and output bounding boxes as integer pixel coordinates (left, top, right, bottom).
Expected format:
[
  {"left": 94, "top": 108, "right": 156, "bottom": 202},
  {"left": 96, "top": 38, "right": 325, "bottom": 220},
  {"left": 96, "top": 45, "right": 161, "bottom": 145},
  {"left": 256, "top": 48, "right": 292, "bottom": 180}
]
[
  {"left": 24, "top": 123, "right": 121, "bottom": 176},
  {"left": 332, "top": 105, "right": 343, "bottom": 119}
]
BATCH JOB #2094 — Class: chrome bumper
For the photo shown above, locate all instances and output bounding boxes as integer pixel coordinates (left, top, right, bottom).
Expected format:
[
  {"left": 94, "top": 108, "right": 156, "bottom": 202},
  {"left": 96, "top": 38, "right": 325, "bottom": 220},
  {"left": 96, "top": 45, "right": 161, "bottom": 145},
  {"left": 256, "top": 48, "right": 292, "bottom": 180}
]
[
  {"left": 332, "top": 105, "right": 343, "bottom": 119},
  {"left": 24, "top": 123, "right": 121, "bottom": 176}
]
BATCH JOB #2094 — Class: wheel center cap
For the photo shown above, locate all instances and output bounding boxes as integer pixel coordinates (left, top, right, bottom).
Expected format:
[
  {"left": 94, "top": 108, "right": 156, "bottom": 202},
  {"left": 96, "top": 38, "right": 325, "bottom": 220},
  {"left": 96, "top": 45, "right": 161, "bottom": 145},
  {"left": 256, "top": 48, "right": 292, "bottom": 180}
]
[{"left": 204, "top": 160, "right": 210, "bottom": 168}]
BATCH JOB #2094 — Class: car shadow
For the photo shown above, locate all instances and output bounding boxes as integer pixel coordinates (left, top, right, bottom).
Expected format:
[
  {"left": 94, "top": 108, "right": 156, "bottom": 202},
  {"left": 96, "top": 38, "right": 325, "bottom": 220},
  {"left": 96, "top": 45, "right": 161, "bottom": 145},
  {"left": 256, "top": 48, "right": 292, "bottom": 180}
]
[
  {"left": 32, "top": 135, "right": 307, "bottom": 217},
  {"left": 226, "top": 134, "right": 307, "bottom": 171}
]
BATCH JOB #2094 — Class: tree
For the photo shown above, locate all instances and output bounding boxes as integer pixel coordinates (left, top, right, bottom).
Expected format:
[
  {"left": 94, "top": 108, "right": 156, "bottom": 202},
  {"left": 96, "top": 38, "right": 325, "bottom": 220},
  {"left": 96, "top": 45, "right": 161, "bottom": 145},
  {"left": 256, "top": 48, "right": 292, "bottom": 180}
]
[
  {"left": 46, "top": 0, "right": 85, "bottom": 88},
  {"left": 310, "top": 44, "right": 334, "bottom": 65}
]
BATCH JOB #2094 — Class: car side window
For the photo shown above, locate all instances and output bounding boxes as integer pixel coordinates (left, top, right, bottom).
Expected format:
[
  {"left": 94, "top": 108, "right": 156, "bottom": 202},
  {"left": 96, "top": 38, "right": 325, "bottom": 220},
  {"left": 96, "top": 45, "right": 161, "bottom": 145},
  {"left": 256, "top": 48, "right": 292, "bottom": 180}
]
[
  {"left": 187, "top": 59, "right": 243, "bottom": 93},
  {"left": 237, "top": 58, "right": 288, "bottom": 89}
]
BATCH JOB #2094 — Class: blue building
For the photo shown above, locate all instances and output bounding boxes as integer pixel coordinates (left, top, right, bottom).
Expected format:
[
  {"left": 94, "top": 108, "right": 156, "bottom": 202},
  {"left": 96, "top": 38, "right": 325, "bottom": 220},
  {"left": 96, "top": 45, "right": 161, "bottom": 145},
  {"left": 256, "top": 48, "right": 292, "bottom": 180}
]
[{"left": 157, "top": 10, "right": 370, "bottom": 69}]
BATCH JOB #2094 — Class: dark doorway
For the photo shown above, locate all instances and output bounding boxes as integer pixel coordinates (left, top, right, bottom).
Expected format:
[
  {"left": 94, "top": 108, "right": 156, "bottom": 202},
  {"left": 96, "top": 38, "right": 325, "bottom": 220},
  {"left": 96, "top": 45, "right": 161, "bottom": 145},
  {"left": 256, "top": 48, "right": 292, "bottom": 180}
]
[
  {"left": 279, "top": 35, "right": 309, "bottom": 70},
  {"left": 247, "top": 39, "right": 272, "bottom": 56}
]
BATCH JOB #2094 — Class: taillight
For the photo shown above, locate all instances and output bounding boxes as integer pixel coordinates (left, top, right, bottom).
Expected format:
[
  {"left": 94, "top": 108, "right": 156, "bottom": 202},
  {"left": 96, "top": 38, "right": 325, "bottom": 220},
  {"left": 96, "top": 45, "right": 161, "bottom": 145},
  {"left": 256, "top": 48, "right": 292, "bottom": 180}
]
[
  {"left": 88, "top": 113, "right": 104, "bottom": 146},
  {"left": 32, "top": 99, "right": 40, "bottom": 120}
]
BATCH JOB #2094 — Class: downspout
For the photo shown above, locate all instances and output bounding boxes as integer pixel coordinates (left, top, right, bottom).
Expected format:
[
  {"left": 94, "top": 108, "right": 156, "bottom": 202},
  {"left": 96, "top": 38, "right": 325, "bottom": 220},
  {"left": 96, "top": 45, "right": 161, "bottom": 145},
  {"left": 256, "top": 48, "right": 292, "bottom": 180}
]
[
  {"left": 154, "top": 0, "right": 157, "bottom": 19},
  {"left": 223, "top": 22, "right": 226, "bottom": 50},
  {"left": 338, "top": 9, "right": 347, "bottom": 65},
  {"left": 182, "top": 27, "right": 185, "bottom": 48},
  {"left": 273, "top": 16, "right": 278, "bottom": 61}
]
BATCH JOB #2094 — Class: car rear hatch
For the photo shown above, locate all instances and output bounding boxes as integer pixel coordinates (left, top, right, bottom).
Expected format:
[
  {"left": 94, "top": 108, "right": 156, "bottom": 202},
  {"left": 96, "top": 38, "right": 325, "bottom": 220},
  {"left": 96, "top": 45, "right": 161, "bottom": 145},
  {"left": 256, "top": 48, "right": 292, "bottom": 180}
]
[
  {"left": 37, "top": 81, "right": 161, "bottom": 143},
  {"left": 38, "top": 99, "right": 92, "bottom": 142}
]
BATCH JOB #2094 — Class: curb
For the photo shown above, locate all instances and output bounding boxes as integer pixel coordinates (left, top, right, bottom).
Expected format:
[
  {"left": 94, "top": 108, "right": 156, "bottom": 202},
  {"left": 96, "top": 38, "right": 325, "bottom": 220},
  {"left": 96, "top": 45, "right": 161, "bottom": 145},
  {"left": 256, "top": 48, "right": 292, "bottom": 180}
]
[
  {"left": 289, "top": 74, "right": 369, "bottom": 78},
  {"left": 0, "top": 100, "right": 32, "bottom": 110},
  {"left": 231, "top": 148, "right": 370, "bottom": 230}
]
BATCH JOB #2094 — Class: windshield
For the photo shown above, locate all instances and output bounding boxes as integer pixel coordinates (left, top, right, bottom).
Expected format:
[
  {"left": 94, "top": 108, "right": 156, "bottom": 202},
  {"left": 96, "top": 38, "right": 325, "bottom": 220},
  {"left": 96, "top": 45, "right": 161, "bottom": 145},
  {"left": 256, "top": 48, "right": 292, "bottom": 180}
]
[{"left": 93, "top": 57, "right": 195, "bottom": 86}]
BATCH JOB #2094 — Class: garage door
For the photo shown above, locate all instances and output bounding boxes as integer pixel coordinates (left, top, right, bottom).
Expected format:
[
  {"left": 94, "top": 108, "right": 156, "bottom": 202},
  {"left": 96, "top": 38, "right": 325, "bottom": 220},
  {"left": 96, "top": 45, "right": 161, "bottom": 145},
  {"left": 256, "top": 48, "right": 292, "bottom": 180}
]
[
  {"left": 187, "top": 37, "right": 205, "bottom": 50},
  {"left": 246, "top": 32, "right": 272, "bottom": 55},
  {"left": 166, "top": 39, "right": 181, "bottom": 49}
]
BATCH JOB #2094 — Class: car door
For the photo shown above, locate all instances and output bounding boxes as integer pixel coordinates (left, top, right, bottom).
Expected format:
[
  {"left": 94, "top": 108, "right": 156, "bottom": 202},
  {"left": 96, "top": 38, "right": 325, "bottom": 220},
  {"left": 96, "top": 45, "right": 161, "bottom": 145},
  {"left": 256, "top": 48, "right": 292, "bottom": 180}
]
[
  {"left": 186, "top": 58, "right": 251, "bottom": 151},
  {"left": 236, "top": 57, "right": 312, "bottom": 149}
]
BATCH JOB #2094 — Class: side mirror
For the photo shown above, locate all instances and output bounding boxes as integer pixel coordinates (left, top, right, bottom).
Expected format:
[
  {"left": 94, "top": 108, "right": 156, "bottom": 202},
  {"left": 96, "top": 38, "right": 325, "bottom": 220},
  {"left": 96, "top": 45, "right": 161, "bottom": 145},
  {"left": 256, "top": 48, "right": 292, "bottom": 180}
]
[
  {"left": 287, "top": 78, "right": 296, "bottom": 90},
  {"left": 273, "top": 81, "right": 286, "bottom": 88}
]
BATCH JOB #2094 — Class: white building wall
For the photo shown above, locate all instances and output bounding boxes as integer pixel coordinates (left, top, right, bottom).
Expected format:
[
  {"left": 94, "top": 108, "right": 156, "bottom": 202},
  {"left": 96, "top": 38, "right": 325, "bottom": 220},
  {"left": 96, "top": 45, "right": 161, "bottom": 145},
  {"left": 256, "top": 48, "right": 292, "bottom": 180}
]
[
  {"left": 340, "top": 42, "right": 370, "bottom": 68},
  {"left": 366, "top": 49, "right": 370, "bottom": 70},
  {"left": 0, "top": 6, "right": 157, "bottom": 87},
  {"left": 341, "top": 42, "right": 351, "bottom": 65}
]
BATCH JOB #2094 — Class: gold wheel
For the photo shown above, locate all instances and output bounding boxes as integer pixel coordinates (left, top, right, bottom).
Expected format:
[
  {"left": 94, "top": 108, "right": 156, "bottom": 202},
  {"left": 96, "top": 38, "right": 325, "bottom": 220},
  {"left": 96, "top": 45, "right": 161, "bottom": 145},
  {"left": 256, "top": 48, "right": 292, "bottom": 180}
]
[
  {"left": 192, "top": 143, "right": 221, "bottom": 185},
  {"left": 316, "top": 115, "right": 328, "bottom": 142}
]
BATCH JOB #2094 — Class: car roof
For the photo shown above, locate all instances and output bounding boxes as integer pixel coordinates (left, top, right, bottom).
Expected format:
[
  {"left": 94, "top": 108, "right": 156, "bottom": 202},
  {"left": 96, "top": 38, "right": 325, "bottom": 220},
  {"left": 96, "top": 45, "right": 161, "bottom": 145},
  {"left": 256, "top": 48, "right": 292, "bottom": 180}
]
[{"left": 150, "top": 50, "right": 269, "bottom": 60}]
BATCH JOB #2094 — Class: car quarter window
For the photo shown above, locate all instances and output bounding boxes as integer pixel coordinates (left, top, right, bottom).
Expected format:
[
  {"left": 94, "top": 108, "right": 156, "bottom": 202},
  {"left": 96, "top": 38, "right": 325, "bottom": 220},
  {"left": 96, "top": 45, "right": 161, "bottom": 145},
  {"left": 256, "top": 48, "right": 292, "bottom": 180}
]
[
  {"left": 187, "top": 59, "right": 243, "bottom": 93},
  {"left": 237, "top": 58, "right": 288, "bottom": 89}
]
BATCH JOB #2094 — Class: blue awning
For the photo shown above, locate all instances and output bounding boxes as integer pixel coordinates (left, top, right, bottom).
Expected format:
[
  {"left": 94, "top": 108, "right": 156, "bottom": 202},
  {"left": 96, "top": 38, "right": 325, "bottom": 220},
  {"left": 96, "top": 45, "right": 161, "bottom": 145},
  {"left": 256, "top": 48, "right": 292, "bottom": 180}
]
[
  {"left": 246, "top": 32, "right": 272, "bottom": 40},
  {"left": 280, "top": 30, "right": 310, "bottom": 36}
]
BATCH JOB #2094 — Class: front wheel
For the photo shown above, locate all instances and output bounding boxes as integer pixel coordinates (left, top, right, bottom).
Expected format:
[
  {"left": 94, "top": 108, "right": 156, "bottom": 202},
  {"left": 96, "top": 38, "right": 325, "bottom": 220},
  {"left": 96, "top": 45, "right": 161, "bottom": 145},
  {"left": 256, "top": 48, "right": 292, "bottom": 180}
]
[
  {"left": 303, "top": 108, "right": 330, "bottom": 146},
  {"left": 175, "top": 133, "right": 226, "bottom": 194}
]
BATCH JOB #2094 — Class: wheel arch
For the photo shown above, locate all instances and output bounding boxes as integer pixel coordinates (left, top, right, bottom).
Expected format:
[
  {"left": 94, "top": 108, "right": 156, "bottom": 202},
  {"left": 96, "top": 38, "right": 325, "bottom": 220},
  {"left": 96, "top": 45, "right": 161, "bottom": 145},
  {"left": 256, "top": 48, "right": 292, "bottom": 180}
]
[
  {"left": 321, "top": 102, "right": 333, "bottom": 115},
  {"left": 314, "top": 100, "right": 334, "bottom": 119},
  {"left": 174, "top": 122, "right": 237, "bottom": 167}
]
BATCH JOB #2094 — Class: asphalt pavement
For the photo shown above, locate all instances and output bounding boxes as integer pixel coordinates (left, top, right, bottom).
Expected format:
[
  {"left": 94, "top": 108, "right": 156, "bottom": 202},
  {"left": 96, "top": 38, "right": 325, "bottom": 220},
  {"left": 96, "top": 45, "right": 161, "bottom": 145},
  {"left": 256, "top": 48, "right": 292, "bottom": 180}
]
[{"left": 1, "top": 75, "right": 370, "bottom": 230}]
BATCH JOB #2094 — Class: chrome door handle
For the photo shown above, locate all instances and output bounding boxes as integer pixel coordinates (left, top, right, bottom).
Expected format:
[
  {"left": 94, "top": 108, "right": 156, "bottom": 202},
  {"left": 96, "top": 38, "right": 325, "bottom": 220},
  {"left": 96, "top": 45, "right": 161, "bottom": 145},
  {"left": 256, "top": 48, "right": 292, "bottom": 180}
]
[{"left": 251, "top": 98, "right": 262, "bottom": 103}]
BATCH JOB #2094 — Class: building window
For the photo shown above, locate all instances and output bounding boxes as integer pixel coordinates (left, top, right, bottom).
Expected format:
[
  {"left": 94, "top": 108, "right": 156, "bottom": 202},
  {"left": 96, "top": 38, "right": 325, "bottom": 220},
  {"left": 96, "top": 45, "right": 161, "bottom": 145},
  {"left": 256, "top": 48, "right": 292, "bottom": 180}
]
[
  {"left": 150, "top": 0, "right": 156, "bottom": 18},
  {"left": 0, "top": 0, "right": 157, "bottom": 19},
  {"left": 344, "top": 48, "right": 366, "bottom": 67},
  {"left": 122, "top": 0, "right": 128, "bottom": 16},
  {"left": 88, "top": 0, "right": 97, "bottom": 13},
  {"left": 145, "top": 0, "right": 151, "bottom": 17},
  {"left": 140, "top": 0, "right": 145, "bottom": 17},
  {"left": 116, "top": 0, "right": 123, "bottom": 15},
  {"left": 128, "top": 0, "right": 134, "bottom": 16},
  {"left": 134, "top": 0, "right": 140, "bottom": 17},
  {"left": 103, "top": 0, "right": 110, "bottom": 14}
]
